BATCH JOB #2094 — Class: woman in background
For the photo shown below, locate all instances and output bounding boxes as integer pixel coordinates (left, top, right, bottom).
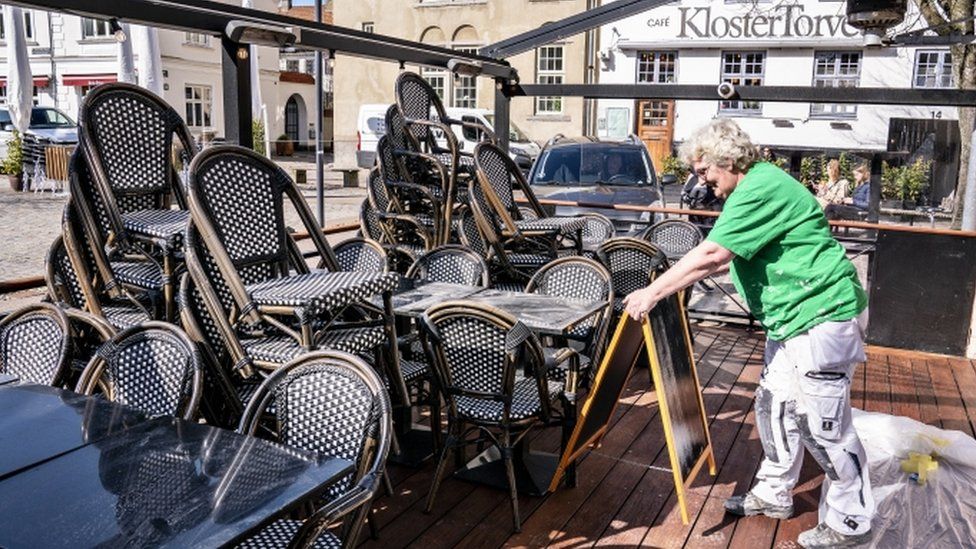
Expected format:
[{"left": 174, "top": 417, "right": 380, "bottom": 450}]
[{"left": 817, "top": 159, "right": 849, "bottom": 208}]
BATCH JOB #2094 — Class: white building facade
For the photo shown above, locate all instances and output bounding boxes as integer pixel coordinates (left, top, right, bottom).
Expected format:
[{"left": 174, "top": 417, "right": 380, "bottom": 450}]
[
  {"left": 0, "top": 3, "right": 316, "bottom": 148},
  {"left": 595, "top": 1, "right": 957, "bottom": 173}
]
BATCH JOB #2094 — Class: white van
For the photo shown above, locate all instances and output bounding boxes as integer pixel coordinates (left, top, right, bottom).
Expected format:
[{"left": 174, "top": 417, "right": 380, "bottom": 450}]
[{"left": 356, "top": 104, "right": 540, "bottom": 171}]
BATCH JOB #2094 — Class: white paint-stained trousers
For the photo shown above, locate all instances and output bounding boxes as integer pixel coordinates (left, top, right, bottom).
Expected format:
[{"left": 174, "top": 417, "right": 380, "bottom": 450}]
[{"left": 750, "top": 318, "right": 875, "bottom": 536}]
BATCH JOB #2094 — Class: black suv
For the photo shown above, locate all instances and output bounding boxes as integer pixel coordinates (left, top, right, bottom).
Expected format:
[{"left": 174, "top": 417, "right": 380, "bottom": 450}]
[{"left": 527, "top": 135, "right": 665, "bottom": 235}]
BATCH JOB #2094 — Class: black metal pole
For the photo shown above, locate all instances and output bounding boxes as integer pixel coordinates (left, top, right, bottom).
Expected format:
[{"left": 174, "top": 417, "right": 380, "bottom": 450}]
[
  {"left": 221, "top": 36, "right": 252, "bottom": 146},
  {"left": 494, "top": 78, "right": 511, "bottom": 154},
  {"left": 869, "top": 154, "right": 882, "bottom": 224},
  {"left": 315, "top": 0, "right": 325, "bottom": 227}
]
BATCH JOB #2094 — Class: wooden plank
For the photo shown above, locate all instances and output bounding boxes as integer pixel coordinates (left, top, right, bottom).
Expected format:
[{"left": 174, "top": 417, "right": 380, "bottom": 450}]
[
  {"left": 925, "top": 357, "right": 974, "bottom": 436},
  {"left": 886, "top": 354, "right": 921, "bottom": 421},
  {"left": 910, "top": 357, "right": 942, "bottom": 428},
  {"left": 851, "top": 361, "right": 867, "bottom": 411},
  {"left": 947, "top": 357, "right": 976, "bottom": 436},
  {"left": 863, "top": 354, "right": 892, "bottom": 415}
]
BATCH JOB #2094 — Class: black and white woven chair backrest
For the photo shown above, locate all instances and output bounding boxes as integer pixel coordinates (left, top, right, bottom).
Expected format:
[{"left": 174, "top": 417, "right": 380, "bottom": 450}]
[
  {"left": 239, "top": 351, "right": 392, "bottom": 499},
  {"left": 188, "top": 146, "right": 295, "bottom": 284},
  {"left": 384, "top": 103, "right": 415, "bottom": 152},
  {"left": 376, "top": 135, "right": 410, "bottom": 188},
  {"left": 406, "top": 245, "right": 489, "bottom": 286},
  {"left": 420, "top": 302, "right": 547, "bottom": 419},
  {"left": 466, "top": 178, "right": 504, "bottom": 243},
  {"left": 581, "top": 213, "right": 615, "bottom": 244},
  {"left": 177, "top": 272, "right": 229, "bottom": 365},
  {"left": 333, "top": 238, "right": 389, "bottom": 273},
  {"left": 456, "top": 207, "right": 489, "bottom": 259},
  {"left": 183, "top": 225, "right": 242, "bottom": 341},
  {"left": 0, "top": 304, "right": 71, "bottom": 386},
  {"left": 366, "top": 165, "right": 393, "bottom": 213},
  {"left": 526, "top": 257, "right": 613, "bottom": 340},
  {"left": 80, "top": 83, "right": 194, "bottom": 204},
  {"left": 395, "top": 72, "right": 446, "bottom": 147},
  {"left": 474, "top": 143, "right": 521, "bottom": 218},
  {"left": 68, "top": 147, "right": 120, "bottom": 242},
  {"left": 78, "top": 322, "right": 203, "bottom": 420},
  {"left": 359, "top": 199, "right": 387, "bottom": 243},
  {"left": 643, "top": 219, "right": 703, "bottom": 261},
  {"left": 597, "top": 237, "right": 668, "bottom": 301},
  {"left": 46, "top": 235, "right": 89, "bottom": 311}
]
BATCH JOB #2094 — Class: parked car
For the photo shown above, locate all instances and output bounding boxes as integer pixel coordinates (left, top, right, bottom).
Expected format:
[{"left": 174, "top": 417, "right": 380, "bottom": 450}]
[
  {"left": 0, "top": 107, "right": 79, "bottom": 181},
  {"left": 355, "top": 104, "right": 539, "bottom": 171},
  {"left": 527, "top": 135, "right": 667, "bottom": 235}
]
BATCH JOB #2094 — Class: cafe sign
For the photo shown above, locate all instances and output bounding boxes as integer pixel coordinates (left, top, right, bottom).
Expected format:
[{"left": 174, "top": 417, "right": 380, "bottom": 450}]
[{"left": 652, "top": 5, "right": 860, "bottom": 40}]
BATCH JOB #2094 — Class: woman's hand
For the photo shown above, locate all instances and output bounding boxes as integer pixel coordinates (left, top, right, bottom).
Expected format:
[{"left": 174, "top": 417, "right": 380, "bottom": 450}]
[{"left": 623, "top": 287, "right": 659, "bottom": 321}]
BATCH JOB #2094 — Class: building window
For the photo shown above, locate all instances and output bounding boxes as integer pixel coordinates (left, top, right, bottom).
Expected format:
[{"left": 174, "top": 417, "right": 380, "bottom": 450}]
[
  {"left": 185, "top": 32, "right": 210, "bottom": 46},
  {"left": 811, "top": 51, "right": 860, "bottom": 118},
  {"left": 82, "top": 18, "right": 112, "bottom": 39},
  {"left": 421, "top": 68, "right": 447, "bottom": 102},
  {"left": 0, "top": 10, "right": 35, "bottom": 41},
  {"left": 362, "top": 22, "right": 374, "bottom": 33},
  {"left": 184, "top": 85, "right": 212, "bottom": 128},
  {"left": 719, "top": 51, "right": 764, "bottom": 115},
  {"left": 285, "top": 59, "right": 300, "bottom": 73},
  {"left": 914, "top": 50, "right": 953, "bottom": 89},
  {"left": 0, "top": 86, "right": 6, "bottom": 105},
  {"left": 637, "top": 51, "right": 677, "bottom": 83},
  {"left": 536, "top": 45, "right": 564, "bottom": 114},
  {"left": 453, "top": 46, "right": 478, "bottom": 108}
]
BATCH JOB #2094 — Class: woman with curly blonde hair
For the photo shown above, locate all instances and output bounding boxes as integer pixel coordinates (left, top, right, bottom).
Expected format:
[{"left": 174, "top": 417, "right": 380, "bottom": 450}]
[{"left": 624, "top": 119, "right": 873, "bottom": 549}]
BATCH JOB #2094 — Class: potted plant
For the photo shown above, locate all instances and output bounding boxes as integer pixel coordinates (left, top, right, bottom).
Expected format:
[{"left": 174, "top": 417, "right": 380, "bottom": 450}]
[
  {"left": 659, "top": 154, "right": 689, "bottom": 184},
  {"left": 275, "top": 134, "right": 294, "bottom": 157},
  {"left": 880, "top": 162, "right": 904, "bottom": 209},
  {"left": 1, "top": 130, "right": 24, "bottom": 192},
  {"left": 899, "top": 158, "right": 930, "bottom": 209}
]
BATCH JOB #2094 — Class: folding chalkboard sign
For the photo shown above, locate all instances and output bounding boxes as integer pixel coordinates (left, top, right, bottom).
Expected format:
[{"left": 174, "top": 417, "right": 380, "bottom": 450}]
[{"left": 549, "top": 290, "right": 715, "bottom": 525}]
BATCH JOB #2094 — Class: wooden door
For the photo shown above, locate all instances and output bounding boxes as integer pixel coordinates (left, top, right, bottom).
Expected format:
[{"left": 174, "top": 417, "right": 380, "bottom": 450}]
[{"left": 637, "top": 100, "right": 675, "bottom": 172}]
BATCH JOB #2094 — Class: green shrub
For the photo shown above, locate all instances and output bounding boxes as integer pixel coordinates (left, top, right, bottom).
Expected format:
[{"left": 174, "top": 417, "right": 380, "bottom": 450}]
[
  {"left": 252, "top": 120, "right": 266, "bottom": 156},
  {"left": 0, "top": 130, "right": 23, "bottom": 176},
  {"left": 659, "top": 154, "right": 689, "bottom": 183},
  {"left": 880, "top": 159, "right": 931, "bottom": 201}
]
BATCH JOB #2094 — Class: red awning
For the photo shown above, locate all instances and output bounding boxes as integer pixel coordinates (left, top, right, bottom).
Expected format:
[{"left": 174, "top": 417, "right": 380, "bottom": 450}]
[
  {"left": 62, "top": 74, "right": 117, "bottom": 87},
  {"left": 0, "top": 77, "right": 51, "bottom": 87}
]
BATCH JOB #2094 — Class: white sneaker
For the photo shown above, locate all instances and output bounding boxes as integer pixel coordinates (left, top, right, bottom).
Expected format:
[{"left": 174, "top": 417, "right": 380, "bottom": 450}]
[{"left": 798, "top": 522, "right": 872, "bottom": 548}]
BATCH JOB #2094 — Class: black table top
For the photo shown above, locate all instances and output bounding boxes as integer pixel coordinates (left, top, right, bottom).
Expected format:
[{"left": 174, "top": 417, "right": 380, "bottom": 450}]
[
  {"left": 0, "top": 383, "right": 147, "bottom": 480},
  {"left": 0, "top": 416, "right": 354, "bottom": 548},
  {"left": 383, "top": 282, "right": 605, "bottom": 335}
]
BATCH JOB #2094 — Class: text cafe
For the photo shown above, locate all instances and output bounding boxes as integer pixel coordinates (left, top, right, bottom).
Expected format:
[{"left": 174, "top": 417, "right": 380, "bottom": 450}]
[{"left": 595, "top": 0, "right": 958, "bottom": 199}]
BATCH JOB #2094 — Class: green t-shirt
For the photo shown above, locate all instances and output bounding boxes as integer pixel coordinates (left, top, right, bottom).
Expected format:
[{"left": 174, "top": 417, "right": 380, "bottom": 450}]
[{"left": 705, "top": 162, "right": 867, "bottom": 341}]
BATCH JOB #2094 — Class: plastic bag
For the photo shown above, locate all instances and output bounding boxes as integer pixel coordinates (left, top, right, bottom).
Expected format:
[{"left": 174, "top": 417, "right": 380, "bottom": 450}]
[{"left": 832, "top": 409, "right": 976, "bottom": 547}]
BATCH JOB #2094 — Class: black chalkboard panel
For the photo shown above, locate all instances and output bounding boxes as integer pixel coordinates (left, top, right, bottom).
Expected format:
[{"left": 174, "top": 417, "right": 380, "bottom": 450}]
[{"left": 644, "top": 292, "right": 715, "bottom": 517}]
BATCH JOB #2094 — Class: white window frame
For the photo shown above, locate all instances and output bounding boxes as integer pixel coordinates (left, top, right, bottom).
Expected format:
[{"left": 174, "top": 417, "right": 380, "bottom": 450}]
[
  {"left": 636, "top": 51, "right": 677, "bottom": 84},
  {"left": 913, "top": 50, "right": 953, "bottom": 89},
  {"left": 421, "top": 67, "right": 447, "bottom": 103},
  {"left": 810, "top": 51, "right": 860, "bottom": 118},
  {"left": 0, "top": 86, "right": 7, "bottom": 106},
  {"left": 719, "top": 50, "right": 764, "bottom": 115},
  {"left": 285, "top": 58, "right": 301, "bottom": 73},
  {"left": 362, "top": 22, "right": 374, "bottom": 33},
  {"left": 452, "top": 46, "right": 479, "bottom": 108},
  {"left": 535, "top": 44, "right": 565, "bottom": 115},
  {"left": 184, "top": 85, "right": 212, "bottom": 128},
  {"left": 0, "top": 10, "right": 36, "bottom": 41},
  {"left": 81, "top": 17, "right": 112, "bottom": 39},
  {"left": 184, "top": 32, "right": 210, "bottom": 47}
]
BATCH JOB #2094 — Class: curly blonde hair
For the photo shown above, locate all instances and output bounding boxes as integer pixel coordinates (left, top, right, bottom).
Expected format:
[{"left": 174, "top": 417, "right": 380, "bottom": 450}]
[{"left": 678, "top": 119, "right": 758, "bottom": 172}]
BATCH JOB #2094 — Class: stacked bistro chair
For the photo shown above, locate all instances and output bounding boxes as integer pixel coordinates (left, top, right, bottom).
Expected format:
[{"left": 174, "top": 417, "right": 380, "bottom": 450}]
[
  {"left": 184, "top": 146, "right": 409, "bottom": 412},
  {"left": 375, "top": 131, "right": 445, "bottom": 246},
  {"left": 365, "top": 164, "right": 433, "bottom": 254},
  {"left": 76, "top": 322, "right": 203, "bottom": 420},
  {"left": 473, "top": 142, "right": 587, "bottom": 253},
  {"left": 358, "top": 198, "right": 419, "bottom": 275},
  {"left": 419, "top": 301, "right": 577, "bottom": 532},
  {"left": 236, "top": 351, "right": 392, "bottom": 549},
  {"left": 465, "top": 180, "right": 557, "bottom": 289},
  {"left": 47, "top": 203, "right": 153, "bottom": 331},
  {"left": 596, "top": 237, "right": 669, "bottom": 318},
  {"left": 525, "top": 257, "right": 614, "bottom": 386},
  {"left": 642, "top": 218, "right": 704, "bottom": 307},
  {"left": 394, "top": 74, "right": 495, "bottom": 243},
  {"left": 76, "top": 83, "right": 197, "bottom": 322},
  {"left": 0, "top": 303, "right": 71, "bottom": 386}
]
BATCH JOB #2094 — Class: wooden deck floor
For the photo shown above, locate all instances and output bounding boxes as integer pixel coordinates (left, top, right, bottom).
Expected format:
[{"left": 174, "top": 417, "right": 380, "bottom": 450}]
[{"left": 363, "top": 323, "right": 976, "bottom": 549}]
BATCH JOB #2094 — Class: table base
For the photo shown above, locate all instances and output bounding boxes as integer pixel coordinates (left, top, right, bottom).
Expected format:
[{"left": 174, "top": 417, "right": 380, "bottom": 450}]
[
  {"left": 454, "top": 446, "right": 558, "bottom": 497},
  {"left": 389, "top": 425, "right": 437, "bottom": 468}
]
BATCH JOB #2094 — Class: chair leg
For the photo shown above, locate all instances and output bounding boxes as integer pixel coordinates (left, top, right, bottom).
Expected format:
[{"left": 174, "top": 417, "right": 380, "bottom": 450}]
[
  {"left": 425, "top": 433, "right": 455, "bottom": 514},
  {"left": 501, "top": 430, "right": 521, "bottom": 532},
  {"left": 367, "top": 505, "right": 380, "bottom": 540},
  {"left": 383, "top": 470, "right": 394, "bottom": 497}
]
